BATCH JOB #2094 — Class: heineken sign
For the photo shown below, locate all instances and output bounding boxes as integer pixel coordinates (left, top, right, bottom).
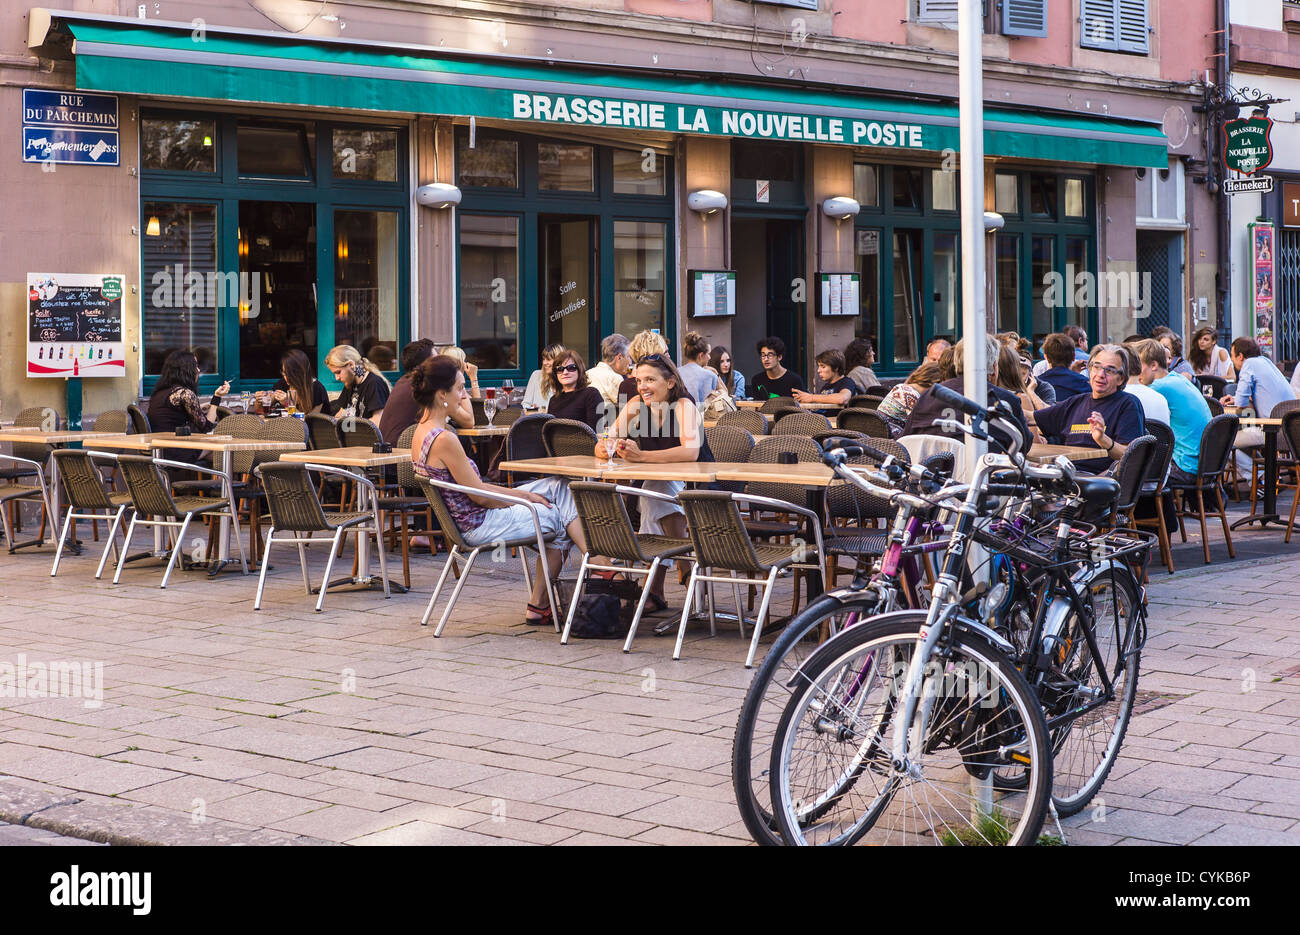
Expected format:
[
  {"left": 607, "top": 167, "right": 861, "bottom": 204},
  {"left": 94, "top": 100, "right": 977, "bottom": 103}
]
[{"left": 1224, "top": 115, "right": 1274, "bottom": 176}]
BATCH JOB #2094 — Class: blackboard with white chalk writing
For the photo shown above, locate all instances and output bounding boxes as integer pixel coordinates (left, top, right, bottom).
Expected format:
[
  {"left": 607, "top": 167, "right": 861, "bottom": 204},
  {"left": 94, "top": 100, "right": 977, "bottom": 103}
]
[{"left": 27, "top": 273, "right": 127, "bottom": 378}]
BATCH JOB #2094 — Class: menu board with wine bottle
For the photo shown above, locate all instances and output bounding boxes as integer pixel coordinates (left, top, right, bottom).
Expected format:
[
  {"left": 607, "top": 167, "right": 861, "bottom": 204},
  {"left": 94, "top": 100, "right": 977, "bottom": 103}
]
[{"left": 27, "top": 272, "right": 127, "bottom": 378}]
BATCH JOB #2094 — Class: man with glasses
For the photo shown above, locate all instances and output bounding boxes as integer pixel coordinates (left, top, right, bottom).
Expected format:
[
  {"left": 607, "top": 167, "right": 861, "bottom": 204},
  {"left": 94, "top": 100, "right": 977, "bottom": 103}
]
[
  {"left": 1030, "top": 344, "right": 1145, "bottom": 474},
  {"left": 750, "top": 336, "right": 805, "bottom": 399},
  {"left": 587, "top": 333, "right": 632, "bottom": 408}
]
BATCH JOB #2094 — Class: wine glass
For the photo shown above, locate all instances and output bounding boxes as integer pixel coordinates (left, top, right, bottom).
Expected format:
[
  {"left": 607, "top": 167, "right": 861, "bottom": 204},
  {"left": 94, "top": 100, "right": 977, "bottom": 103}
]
[
  {"left": 483, "top": 387, "right": 497, "bottom": 426},
  {"left": 502, "top": 378, "right": 516, "bottom": 406},
  {"left": 603, "top": 435, "right": 618, "bottom": 465}
]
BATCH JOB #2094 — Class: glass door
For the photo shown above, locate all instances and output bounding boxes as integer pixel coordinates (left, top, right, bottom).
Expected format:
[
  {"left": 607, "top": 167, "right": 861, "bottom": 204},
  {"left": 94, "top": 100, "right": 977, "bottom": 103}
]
[
  {"left": 542, "top": 217, "right": 597, "bottom": 362},
  {"left": 237, "top": 201, "right": 317, "bottom": 381},
  {"left": 892, "top": 230, "right": 923, "bottom": 365}
]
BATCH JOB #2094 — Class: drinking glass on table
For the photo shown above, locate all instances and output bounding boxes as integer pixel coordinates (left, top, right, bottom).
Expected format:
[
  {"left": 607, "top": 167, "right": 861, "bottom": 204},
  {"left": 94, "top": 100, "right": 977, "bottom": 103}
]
[
  {"left": 602, "top": 434, "right": 619, "bottom": 466},
  {"left": 483, "top": 387, "right": 497, "bottom": 426},
  {"left": 502, "top": 378, "right": 516, "bottom": 406}
]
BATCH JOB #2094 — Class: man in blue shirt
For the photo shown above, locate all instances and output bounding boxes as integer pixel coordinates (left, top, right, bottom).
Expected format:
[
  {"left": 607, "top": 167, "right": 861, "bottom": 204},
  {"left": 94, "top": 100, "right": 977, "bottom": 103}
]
[
  {"left": 1065, "top": 325, "right": 1091, "bottom": 363},
  {"left": 1031, "top": 344, "right": 1145, "bottom": 475},
  {"left": 1221, "top": 336, "right": 1295, "bottom": 468},
  {"left": 1037, "top": 333, "right": 1091, "bottom": 400},
  {"left": 1135, "top": 339, "right": 1211, "bottom": 484}
]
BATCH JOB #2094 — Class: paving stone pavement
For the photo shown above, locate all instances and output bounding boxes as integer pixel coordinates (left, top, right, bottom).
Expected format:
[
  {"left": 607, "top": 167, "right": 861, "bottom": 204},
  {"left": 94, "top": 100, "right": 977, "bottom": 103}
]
[{"left": 0, "top": 516, "right": 1297, "bottom": 846}]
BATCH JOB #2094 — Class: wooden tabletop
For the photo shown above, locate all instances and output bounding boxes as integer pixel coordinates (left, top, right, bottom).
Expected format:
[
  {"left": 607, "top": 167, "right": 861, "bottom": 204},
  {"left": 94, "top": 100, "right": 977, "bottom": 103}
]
[
  {"left": 82, "top": 432, "right": 234, "bottom": 450},
  {"left": 0, "top": 428, "right": 128, "bottom": 444},
  {"left": 499, "top": 456, "right": 838, "bottom": 487},
  {"left": 144, "top": 437, "right": 304, "bottom": 453},
  {"left": 714, "top": 462, "right": 835, "bottom": 487},
  {"left": 459, "top": 425, "right": 510, "bottom": 437},
  {"left": 499, "top": 456, "right": 608, "bottom": 479},
  {"left": 1239, "top": 418, "right": 1283, "bottom": 426},
  {"left": 600, "top": 460, "right": 729, "bottom": 483},
  {"left": 1026, "top": 444, "right": 1102, "bottom": 464},
  {"left": 280, "top": 447, "right": 412, "bottom": 468}
]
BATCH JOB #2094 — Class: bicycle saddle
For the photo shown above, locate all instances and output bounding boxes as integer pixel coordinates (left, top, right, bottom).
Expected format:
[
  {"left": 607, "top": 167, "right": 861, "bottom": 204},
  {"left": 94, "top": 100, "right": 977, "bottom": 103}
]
[{"left": 1076, "top": 474, "right": 1119, "bottom": 520}]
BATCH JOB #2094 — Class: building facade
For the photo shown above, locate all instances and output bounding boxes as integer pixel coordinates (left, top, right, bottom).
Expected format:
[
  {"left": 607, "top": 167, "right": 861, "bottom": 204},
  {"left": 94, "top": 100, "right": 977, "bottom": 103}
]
[{"left": 2, "top": 0, "right": 1219, "bottom": 420}]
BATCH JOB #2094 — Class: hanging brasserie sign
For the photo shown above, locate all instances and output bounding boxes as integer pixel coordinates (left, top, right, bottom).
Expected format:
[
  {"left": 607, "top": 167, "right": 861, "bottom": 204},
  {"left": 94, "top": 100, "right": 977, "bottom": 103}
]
[{"left": 1223, "top": 115, "right": 1273, "bottom": 176}]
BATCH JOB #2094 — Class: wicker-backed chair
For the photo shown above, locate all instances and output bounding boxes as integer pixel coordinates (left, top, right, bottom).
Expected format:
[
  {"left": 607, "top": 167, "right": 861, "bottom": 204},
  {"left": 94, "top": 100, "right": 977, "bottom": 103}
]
[
  {"left": 0, "top": 406, "right": 59, "bottom": 482},
  {"left": 845, "top": 395, "right": 881, "bottom": 411},
  {"left": 91, "top": 410, "right": 129, "bottom": 434},
  {"left": 171, "top": 414, "right": 264, "bottom": 498},
  {"left": 494, "top": 406, "right": 525, "bottom": 427},
  {"left": 1167, "top": 414, "right": 1239, "bottom": 565},
  {"left": 1133, "top": 419, "right": 1176, "bottom": 573},
  {"left": 562, "top": 482, "right": 694, "bottom": 652},
  {"left": 215, "top": 405, "right": 234, "bottom": 421},
  {"left": 127, "top": 404, "right": 151, "bottom": 434},
  {"left": 113, "top": 454, "right": 246, "bottom": 587},
  {"left": 0, "top": 451, "right": 52, "bottom": 552},
  {"left": 471, "top": 398, "right": 489, "bottom": 426},
  {"left": 758, "top": 397, "right": 800, "bottom": 418},
  {"left": 839, "top": 408, "right": 893, "bottom": 438},
  {"left": 341, "top": 417, "right": 383, "bottom": 449},
  {"left": 862, "top": 384, "right": 891, "bottom": 399},
  {"left": 497, "top": 413, "right": 553, "bottom": 483},
  {"left": 49, "top": 449, "right": 131, "bottom": 578},
  {"left": 675, "top": 490, "right": 825, "bottom": 667},
  {"left": 822, "top": 438, "right": 910, "bottom": 586},
  {"left": 253, "top": 462, "right": 388, "bottom": 612},
  {"left": 704, "top": 425, "right": 755, "bottom": 464},
  {"left": 417, "top": 475, "right": 563, "bottom": 637},
  {"left": 542, "top": 418, "right": 599, "bottom": 457},
  {"left": 377, "top": 424, "right": 437, "bottom": 588},
  {"left": 716, "top": 409, "right": 768, "bottom": 436},
  {"left": 1106, "top": 435, "right": 1156, "bottom": 529},
  {"left": 771, "top": 410, "right": 833, "bottom": 436},
  {"left": 1281, "top": 412, "right": 1300, "bottom": 543},
  {"left": 1194, "top": 375, "right": 1228, "bottom": 400},
  {"left": 1205, "top": 397, "right": 1224, "bottom": 417},
  {"left": 306, "top": 412, "right": 343, "bottom": 450}
]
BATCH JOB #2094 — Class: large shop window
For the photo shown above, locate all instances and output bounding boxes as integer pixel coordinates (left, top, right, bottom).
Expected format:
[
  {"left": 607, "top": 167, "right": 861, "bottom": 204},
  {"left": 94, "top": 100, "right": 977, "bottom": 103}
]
[
  {"left": 455, "top": 129, "right": 673, "bottom": 378},
  {"left": 853, "top": 163, "right": 1095, "bottom": 374},
  {"left": 139, "top": 110, "right": 409, "bottom": 391}
]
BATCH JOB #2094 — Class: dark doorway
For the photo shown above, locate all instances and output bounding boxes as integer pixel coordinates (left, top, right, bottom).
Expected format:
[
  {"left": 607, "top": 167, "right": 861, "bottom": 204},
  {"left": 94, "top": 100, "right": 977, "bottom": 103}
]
[
  {"left": 238, "top": 201, "right": 317, "bottom": 381},
  {"left": 1136, "top": 230, "right": 1183, "bottom": 338},
  {"left": 732, "top": 217, "right": 806, "bottom": 382}
]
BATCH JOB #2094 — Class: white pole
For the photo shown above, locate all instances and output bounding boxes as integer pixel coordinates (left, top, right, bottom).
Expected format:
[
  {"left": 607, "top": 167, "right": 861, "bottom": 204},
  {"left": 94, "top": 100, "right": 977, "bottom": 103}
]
[{"left": 958, "top": 0, "right": 994, "bottom": 823}]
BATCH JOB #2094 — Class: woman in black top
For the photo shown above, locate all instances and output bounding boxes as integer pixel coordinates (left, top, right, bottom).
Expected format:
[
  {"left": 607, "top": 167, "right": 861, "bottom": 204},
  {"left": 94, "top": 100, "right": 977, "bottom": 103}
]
[
  {"left": 263, "top": 349, "right": 330, "bottom": 415},
  {"left": 600, "top": 354, "right": 712, "bottom": 610},
  {"left": 325, "top": 344, "right": 390, "bottom": 422},
  {"left": 545, "top": 348, "right": 605, "bottom": 431},
  {"left": 147, "top": 349, "right": 228, "bottom": 463}
]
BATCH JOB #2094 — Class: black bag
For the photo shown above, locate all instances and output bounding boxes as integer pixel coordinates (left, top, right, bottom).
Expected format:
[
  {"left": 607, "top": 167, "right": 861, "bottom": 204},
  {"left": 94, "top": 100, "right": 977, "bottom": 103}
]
[{"left": 567, "top": 594, "right": 628, "bottom": 640}]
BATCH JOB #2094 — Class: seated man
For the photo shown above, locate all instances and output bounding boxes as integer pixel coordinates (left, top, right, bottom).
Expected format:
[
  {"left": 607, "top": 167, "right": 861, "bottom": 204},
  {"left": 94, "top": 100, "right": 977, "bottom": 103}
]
[
  {"left": 902, "top": 336, "right": 1033, "bottom": 455},
  {"left": 1037, "top": 332, "right": 1092, "bottom": 400},
  {"left": 586, "top": 333, "right": 632, "bottom": 409},
  {"left": 1121, "top": 341, "right": 1170, "bottom": 426},
  {"left": 793, "top": 350, "right": 857, "bottom": 407},
  {"left": 1221, "top": 336, "right": 1295, "bottom": 469},
  {"left": 749, "top": 336, "right": 805, "bottom": 399},
  {"left": 1135, "top": 339, "right": 1211, "bottom": 485},
  {"left": 1030, "top": 344, "right": 1145, "bottom": 475}
]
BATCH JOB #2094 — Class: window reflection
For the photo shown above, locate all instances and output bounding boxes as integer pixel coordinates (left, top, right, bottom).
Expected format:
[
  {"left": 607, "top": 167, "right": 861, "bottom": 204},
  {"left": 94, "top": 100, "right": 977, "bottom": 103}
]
[
  {"left": 459, "top": 215, "right": 519, "bottom": 370},
  {"left": 334, "top": 209, "right": 399, "bottom": 372},
  {"left": 142, "top": 202, "right": 219, "bottom": 374},
  {"left": 613, "top": 221, "right": 665, "bottom": 337},
  {"left": 142, "top": 116, "right": 216, "bottom": 173}
]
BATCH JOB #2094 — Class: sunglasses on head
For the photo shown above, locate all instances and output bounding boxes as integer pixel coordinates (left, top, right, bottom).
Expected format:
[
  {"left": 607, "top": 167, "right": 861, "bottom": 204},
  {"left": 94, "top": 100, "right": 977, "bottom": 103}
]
[
  {"left": 637, "top": 354, "right": 665, "bottom": 365},
  {"left": 555, "top": 363, "right": 580, "bottom": 373}
]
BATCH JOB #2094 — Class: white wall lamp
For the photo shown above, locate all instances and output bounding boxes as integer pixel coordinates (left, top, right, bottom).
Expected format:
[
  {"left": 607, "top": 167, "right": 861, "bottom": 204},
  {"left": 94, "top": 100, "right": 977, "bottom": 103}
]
[
  {"left": 687, "top": 189, "right": 728, "bottom": 215},
  {"left": 416, "top": 182, "right": 462, "bottom": 209},
  {"left": 983, "top": 211, "right": 1005, "bottom": 232},
  {"left": 821, "top": 196, "right": 861, "bottom": 221}
]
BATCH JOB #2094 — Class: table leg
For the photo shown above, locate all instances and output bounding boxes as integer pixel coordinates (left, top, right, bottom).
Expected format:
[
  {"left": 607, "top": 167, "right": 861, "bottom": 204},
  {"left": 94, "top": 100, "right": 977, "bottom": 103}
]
[
  {"left": 311, "top": 466, "right": 407, "bottom": 595},
  {"left": 1231, "top": 425, "right": 1300, "bottom": 532}
]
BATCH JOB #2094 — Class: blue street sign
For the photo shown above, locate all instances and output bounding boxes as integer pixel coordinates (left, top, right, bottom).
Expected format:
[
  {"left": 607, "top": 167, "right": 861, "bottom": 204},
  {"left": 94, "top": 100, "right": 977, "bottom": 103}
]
[{"left": 21, "top": 88, "right": 119, "bottom": 166}]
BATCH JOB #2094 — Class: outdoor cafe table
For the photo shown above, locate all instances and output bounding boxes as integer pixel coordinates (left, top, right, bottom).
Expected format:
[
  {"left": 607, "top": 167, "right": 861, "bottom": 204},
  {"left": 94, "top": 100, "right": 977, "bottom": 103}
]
[
  {"left": 1025, "top": 444, "right": 1103, "bottom": 465},
  {"left": 279, "top": 446, "right": 412, "bottom": 593},
  {"left": 1221, "top": 410, "right": 1294, "bottom": 533},
  {"left": 88, "top": 433, "right": 304, "bottom": 572},
  {"left": 0, "top": 428, "right": 127, "bottom": 550},
  {"left": 735, "top": 399, "right": 843, "bottom": 412}
]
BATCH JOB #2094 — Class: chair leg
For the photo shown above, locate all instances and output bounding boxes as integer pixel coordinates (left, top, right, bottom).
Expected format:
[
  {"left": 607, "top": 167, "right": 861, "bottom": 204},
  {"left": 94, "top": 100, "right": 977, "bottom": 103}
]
[
  {"left": 113, "top": 516, "right": 140, "bottom": 583},
  {"left": 96, "top": 506, "right": 127, "bottom": 580},
  {"left": 1286, "top": 482, "right": 1300, "bottom": 544},
  {"left": 316, "top": 527, "right": 345, "bottom": 613},
  {"left": 729, "top": 569, "right": 747, "bottom": 641},
  {"left": 560, "top": 552, "right": 590, "bottom": 645},
  {"left": 622, "top": 557, "right": 660, "bottom": 654},
  {"left": 254, "top": 529, "right": 275, "bottom": 610},
  {"left": 372, "top": 514, "right": 391, "bottom": 600},
  {"left": 745, "top": 567, "right": 782, "bottom": 669},
  {"left": 1152, "top": 492, "right": 1175, "bottom": 572},
  {"left": 422, "top": 545, "right": 460, "bottom": 627},
  {"left": 1195, "top": 488, "right": 1211, "bottom": 565},
  {"left": 0, "top": 500, "right": 13, "bottom": 550},
  {"left": 297, "top": 538, "right": 312, "bottom": 593},
  {"left": 1216, "top": 484, "right": 1235, "bottom": 558},
  {"left": 434, "top": 548, "right": 481, "bottom": 637},
  {"left": 672, "top": 565, "right": 700, "bottom": 661},
  {"left": 161, "top": 515, "right": 193, "bottom": 588},
  {"left": 50, "top": 506, "right": 75, "bottom": 577},
  {"left": 400, "top": 513, "right": 411, "bottom": 589},
  {"left": 1176, "top": 492, "right": 1188, "bottom": 542}
]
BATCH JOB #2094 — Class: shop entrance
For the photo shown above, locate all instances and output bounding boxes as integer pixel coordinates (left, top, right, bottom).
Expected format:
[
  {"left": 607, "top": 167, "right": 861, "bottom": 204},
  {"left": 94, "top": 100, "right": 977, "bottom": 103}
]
[
  {"left": 1136, "top": 230, "right": 1183, "bottom": 337},
  {"left": 238, "top": 201, "right": 317, "bottom": 381},
  {"left": 541, "top": 215, "right": 598, "bottom": 364},
  {"left": 732, "top": 217, "right": 805, "bottom": 382}
]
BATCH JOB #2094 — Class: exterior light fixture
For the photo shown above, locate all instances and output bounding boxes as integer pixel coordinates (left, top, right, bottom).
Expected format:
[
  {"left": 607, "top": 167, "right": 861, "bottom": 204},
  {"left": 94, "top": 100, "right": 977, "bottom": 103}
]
[
  {"left": 687, "top": 190, "right": 728, "bottom": 214},
  {"left": 821, "top": 196, "right": 860, "bottom": 220},
  {"left": 416, "top": 183, "right": 462, "bottom": 209},
  {"left": 983, "top": 211, "right": 1005, "bottom": 231}
]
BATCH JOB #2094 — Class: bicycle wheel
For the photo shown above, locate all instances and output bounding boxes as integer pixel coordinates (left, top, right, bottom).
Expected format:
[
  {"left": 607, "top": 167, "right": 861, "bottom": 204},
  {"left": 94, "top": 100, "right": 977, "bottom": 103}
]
[
  {"left": 1046, "top": 568, "right": 1141, "bottom": 816},
  {"left": 770, "top": 612, "right": 1052, "bottom": 846},
  {"left": 732, "top": 593, "right": 887, "bottom": 846}
]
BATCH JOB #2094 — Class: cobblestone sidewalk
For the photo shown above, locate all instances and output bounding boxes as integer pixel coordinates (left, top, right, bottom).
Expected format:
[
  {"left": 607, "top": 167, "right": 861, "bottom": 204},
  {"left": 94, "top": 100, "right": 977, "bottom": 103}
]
[{"left": 0, "top": 531, "right": 1296, "bottom": 846}]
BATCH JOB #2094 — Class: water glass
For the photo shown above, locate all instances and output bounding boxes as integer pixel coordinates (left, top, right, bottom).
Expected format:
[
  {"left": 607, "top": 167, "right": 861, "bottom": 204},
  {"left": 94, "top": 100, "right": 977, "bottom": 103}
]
[
  {"left": 603, "top": 436, "right": 618, "bottom": 465},
  {"left": 483, "top": 388, "right": 497, "bottom": 426}
]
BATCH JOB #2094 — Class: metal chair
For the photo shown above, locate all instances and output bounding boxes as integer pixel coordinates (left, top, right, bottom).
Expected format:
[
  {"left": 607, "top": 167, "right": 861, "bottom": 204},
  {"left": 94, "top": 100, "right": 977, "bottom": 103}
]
[
  {"left": 716, "top": 409, "right": 768, "bottom": 436},
  {"left": 377, "top": 424, "right": 437, "bottom": 588},
  {"left": 771, "top": 410, "right": 832, "bottom": 436},
  {"left": 704, "top": 424, "right": 755, "bottom": 465},
  {"left": 417, "top": 475, "right": 563, "bottom": 637},
  {"left": 497, "top": 413, "right": 553, "bottom": 483},
  {"left": 562, "top": 483, "right": 694, "bottom": 652},
  {"left": 306, "top": 412, "right": 344, "bottom": 450},
  {"left": 0, "top": 407, "right": 58, "bottom": 482},
  {"left": 127, "top": 404, "right": 151, "bottom": 434},
  {"left": 0, "top": 452, "right": 52, "bottom": 552},
  {"left": 839, "top": 408, "right": 893, "bottom": 438},
  {"left": 1133, "top": 419, "right": 1176, "bottom": 573},
  {"left": 1167, "top": 414, "right": 1239, "bottom": 565},
  {"left": 253, "top": 462, "right": 389, "bottom": 612},
  {"left": 341, "top": 417, "right": 383, "bottom": 449},
  {"left": 113, "top": 455, "right": 247, "bottom": 587},
  {"left": 91, "top": 410, "right": 129, "bottom": 434},
  {"left": 542, "top": 418, "right": 599, "bottom": 457},
  {"left": 48, "top": 449, "right": 131, "bottom": 578},
  {"left": 676, "top": 490, "right": 825, "bottom": 667}
]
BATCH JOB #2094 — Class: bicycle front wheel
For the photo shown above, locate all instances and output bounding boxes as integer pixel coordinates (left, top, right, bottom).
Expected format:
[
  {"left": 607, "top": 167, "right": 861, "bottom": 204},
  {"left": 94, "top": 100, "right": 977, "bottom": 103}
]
[
  {"left": 770, "top": 613, "right": 1053, "bottom": 846},
  {"left": 732, "top": 594, "right": 886, "bottom": 846}
]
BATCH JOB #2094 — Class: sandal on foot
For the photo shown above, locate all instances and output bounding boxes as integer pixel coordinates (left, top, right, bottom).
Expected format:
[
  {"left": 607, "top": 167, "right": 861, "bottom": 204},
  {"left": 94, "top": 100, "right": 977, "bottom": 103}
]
[
  {"left": 523, "top": 602, "right": 553, "bottom": 627},
  {"left": 644, "top": 592, "right": 669, "bottom": 614}
]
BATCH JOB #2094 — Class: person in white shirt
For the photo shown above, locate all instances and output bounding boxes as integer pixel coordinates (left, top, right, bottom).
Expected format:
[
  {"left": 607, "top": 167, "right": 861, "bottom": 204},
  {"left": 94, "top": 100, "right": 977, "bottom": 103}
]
[
  {"left": 585, "top": 333, "right": 631, "bottom": 408},
  {"left": 1221, "top": 336, "right": 1296, "bottom": 469},
  {"left": 1121, "top": 343, "right": 1171, "bottom": 426},
  {"left": 522, "top": 343, "right": 565, "bottom": 411}
]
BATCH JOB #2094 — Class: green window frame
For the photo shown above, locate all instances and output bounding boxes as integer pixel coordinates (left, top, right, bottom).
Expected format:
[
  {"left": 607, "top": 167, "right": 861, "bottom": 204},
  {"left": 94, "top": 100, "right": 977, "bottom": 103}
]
[
  {"left": 455, "top": 128, "right": 674, "bottom": 383},
  {"left": 140, "top": 109, "right": 410, "bottom": 395}
]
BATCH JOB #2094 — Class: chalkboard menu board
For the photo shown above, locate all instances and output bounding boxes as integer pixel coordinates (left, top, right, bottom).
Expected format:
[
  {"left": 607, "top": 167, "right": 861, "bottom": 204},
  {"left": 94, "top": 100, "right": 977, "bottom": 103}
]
[{"left": 27, "top": 273, "right": 127, "bottom": 378}]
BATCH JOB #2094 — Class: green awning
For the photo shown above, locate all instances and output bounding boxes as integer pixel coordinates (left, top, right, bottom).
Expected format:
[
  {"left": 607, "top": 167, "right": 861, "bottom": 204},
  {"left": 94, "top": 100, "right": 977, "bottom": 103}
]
[{"left": 39, "top": 13, "right": 1168, "bottom": 168}]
